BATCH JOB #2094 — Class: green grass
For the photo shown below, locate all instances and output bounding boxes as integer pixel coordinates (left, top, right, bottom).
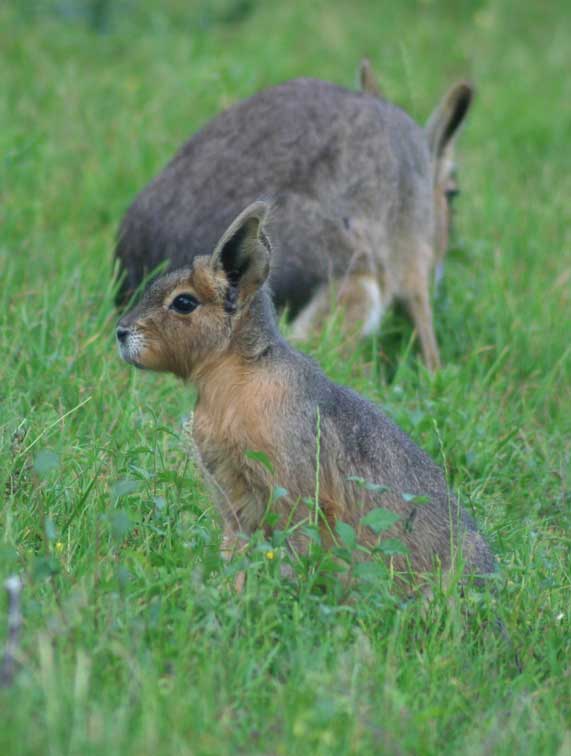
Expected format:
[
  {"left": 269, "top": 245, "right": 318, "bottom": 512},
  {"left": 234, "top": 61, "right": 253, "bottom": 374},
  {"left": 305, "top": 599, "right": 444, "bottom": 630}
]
[{"left": 1, "top": 0, "right": 571, "bottom": 753}]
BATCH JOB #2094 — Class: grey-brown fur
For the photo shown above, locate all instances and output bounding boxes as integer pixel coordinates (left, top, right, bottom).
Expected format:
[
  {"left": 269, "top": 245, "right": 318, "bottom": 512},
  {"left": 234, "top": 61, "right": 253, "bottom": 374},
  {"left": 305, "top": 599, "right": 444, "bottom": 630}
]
[
  {"left": 117, "top": 202, "right": 494, "bottom": 590},
  {"left": 115, "top": 68, "right": 473, "bottom": 370}
]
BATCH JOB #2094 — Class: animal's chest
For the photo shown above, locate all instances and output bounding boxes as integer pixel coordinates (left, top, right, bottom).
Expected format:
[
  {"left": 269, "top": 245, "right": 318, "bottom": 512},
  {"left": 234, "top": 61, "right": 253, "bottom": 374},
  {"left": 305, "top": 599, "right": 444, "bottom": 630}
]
[{"left": 191, "top": 411, "right": 271, "bottom": 533}]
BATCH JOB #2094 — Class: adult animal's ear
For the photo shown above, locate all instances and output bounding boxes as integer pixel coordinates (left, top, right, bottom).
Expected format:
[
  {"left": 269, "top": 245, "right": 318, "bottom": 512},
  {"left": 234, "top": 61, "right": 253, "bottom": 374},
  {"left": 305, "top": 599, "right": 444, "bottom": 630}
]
[
  {"left": 210, "top": 201, "right": 272, "bottom": 307},
  {"left": 359, "top": 58, "right": 383, "bottom": 97},
  {"left": 426, "top": 82, "right": 474, "bottom": 162}
]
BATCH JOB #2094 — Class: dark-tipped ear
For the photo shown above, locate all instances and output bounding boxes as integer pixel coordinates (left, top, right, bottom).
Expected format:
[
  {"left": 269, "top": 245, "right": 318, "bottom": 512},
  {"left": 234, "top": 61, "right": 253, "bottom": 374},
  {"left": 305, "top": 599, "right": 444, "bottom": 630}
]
[
  {"left": 426, "top": 81, "right": 474, "bottom": 161},
  {"left": 359, "top": 58, "right": 382, "bottom": 97},
  {"left": 210, "top": 201, "right": 271, "bottom": 306}
]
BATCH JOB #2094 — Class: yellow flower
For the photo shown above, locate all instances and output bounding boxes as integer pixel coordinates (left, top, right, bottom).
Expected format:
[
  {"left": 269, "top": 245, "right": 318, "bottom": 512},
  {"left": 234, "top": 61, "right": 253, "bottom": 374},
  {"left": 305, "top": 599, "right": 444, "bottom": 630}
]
[
  {"left": 265, "top": 550, "right": 275, "bottom": 560},
  {"left": 55, "top": 542, "right": 64, "bottom": 553}
]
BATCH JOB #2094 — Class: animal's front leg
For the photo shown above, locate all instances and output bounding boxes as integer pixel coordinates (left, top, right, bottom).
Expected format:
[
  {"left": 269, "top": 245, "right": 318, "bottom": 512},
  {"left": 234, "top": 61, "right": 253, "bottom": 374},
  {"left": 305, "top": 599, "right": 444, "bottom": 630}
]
[{"left": 220, "top": 524, "right": 249, "bottom": 592}]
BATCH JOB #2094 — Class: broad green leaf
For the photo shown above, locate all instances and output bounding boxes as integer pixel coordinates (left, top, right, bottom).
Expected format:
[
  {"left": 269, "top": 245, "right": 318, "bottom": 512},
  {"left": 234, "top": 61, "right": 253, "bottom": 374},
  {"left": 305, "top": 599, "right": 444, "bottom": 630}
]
[
  {"left": 360, "top": 507, "right": 400, "bottom": 533},
  {"left": 347, "top": 476, "right": 390, "bottom": 494},
  {"left": 378, "top": 538, "right": 409, "bottom": 556},
  {"left": 111, "top": 478, "right": 141, "bottom": 499},
  {"left": 263, "top": 512, "right": 280, "bottom": 528},
  {"left": 336, "top": 521, "right": 356, "bottom": 550},
  {"left": 32, "top": 556, "right": 60, "bottom": 581},
  {"left": 272, "top": 529, "right": 287, "bottom": 547},
  {"left": 347, "top": 475, "right": 366, "bottom": 487},
  {"left": 401, "top": 493, "right": 431, "bottom": 505},
  {"left": 245, "top": 450, "right": 274, "bottom": 474},
  {"left": 44, "top": 516, "right": 57, "bottom": 542},
  {"left": 353, "top": 562, "right": 388, "bottom": 580},
  {"left": 364, "top": 482, "right": 390, "bottom": 494},
  {"left": 301, "top": 524, "right": 322, "bottom": 545},
  {"left": 33, "top": 449, "right": 60, "bottom": 477},
  {"left": 116, "top": 564, "right": 131, "bottom": 590},
  {"left": 108, "top": 510, "right": 133, "bottom": 541},
  {"left": 271, "top": 486, "right": 288, "bottom": 502},
  {"left": 332, "top": 546, "right": 353, "bottom": 565}
]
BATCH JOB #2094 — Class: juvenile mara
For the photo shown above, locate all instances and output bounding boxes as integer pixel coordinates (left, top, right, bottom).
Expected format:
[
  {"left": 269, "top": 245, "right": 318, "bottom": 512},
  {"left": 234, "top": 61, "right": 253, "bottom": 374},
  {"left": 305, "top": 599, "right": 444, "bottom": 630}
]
[
  {"left": 117, "top": 202, "right": 494, "bottom": 588},
  {"left": 115, "top": 65, "right": 473, "bottom": 371}
]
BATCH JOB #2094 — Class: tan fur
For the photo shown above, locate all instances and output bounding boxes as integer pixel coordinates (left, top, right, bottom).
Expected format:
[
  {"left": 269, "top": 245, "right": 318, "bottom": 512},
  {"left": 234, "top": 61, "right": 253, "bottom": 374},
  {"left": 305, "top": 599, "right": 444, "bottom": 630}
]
[
  {"left": 117, "top": 202, "right": 495, "bottom": 592},
  {"left": 433, "top": 147, "right": 457, "bottom": 262},
  {"left": 164, "top": 284, "right": 200, "bottom": 307},
  {"left": 195, "top": 356, "right": 282, "bottom": 447},
  {"left": 359, "top": 58, "right": 383, "bottom": 97},
  {"left": 190, "top": 260, "right": 226, "bottom": 301}
]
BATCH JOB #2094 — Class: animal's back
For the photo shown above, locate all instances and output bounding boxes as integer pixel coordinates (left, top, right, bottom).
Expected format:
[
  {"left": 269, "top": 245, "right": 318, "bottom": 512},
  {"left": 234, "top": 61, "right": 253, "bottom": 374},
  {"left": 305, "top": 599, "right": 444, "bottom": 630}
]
[
  {"left": 274, "top": 348, "right": 495, "bottom": 577},
  {"left": 116, "top": 78, "right": 432, "bottom": 310}
]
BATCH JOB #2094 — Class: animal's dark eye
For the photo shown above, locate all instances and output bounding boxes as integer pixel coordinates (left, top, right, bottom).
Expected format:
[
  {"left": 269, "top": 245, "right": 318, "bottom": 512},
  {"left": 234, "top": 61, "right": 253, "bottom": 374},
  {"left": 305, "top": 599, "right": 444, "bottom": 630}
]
[{"left": 170, "top": 293, "right": 199, "bottom": 314}]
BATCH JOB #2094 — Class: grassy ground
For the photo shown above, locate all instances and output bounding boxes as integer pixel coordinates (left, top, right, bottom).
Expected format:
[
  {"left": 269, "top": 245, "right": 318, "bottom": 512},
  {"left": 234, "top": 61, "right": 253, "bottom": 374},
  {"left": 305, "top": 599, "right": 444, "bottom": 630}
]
[{"left": 1, "top": 0, "right": 570, "bottom": 753}]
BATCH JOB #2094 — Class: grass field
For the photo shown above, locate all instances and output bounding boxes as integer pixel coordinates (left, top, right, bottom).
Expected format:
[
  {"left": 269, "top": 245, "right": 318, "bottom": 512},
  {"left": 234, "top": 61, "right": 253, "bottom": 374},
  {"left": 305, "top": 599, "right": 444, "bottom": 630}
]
[{"left": 1, "top": 1, "right": 570, "bottom": 753}]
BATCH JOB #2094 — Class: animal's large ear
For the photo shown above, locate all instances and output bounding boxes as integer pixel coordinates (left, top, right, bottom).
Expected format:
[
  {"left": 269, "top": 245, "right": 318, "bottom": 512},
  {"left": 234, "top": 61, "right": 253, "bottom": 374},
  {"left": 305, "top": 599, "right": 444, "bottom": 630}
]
[
  {"left": 210, "top": 201, "right": 271, "bottom": 306},
  {"left": 359, "top": 58, "right": 382, "bottom": 97},
  {"left": 426, "top": 82, "right": 474, "bottom": 164}
]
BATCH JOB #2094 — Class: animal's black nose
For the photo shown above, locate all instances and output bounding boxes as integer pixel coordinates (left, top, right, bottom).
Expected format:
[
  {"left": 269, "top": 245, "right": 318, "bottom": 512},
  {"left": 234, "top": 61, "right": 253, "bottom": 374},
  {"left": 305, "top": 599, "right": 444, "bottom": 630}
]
[{"left": 116, "top": 327, "right": 130, "bottom": 344}]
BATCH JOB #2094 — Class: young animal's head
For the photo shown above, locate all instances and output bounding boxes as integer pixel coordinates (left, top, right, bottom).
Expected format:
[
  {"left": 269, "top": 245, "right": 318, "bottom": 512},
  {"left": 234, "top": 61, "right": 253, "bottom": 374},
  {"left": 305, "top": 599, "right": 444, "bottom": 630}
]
[
  {"left": 116, "top": 201, "right": 273, "bottom": 381},
  {"left": 426, "top": 82, "right": 474, "bottom": 263}
]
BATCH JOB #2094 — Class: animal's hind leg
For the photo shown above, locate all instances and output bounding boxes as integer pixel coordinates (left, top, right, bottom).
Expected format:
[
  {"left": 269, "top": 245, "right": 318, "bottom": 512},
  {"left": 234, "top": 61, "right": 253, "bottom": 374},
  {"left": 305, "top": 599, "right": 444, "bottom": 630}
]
[
  {"left": 403, "top": 257, "right": 441, "bottom": 372},
  {"left": 289, "top": 274, "right": 384, "bottom": 341}
]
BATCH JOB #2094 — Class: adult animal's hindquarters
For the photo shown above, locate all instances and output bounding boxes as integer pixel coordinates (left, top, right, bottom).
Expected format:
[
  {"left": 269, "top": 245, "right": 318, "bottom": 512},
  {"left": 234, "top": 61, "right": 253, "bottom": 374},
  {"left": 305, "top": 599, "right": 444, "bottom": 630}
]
[{"left": 115, "top": 70, "right": 474, "bottom": 371}]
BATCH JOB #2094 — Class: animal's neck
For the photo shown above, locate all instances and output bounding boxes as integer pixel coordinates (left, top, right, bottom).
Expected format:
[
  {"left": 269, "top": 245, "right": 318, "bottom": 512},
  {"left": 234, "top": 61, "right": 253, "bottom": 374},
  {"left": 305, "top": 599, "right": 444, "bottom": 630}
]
[
  {"left": 194, "top": 353, "right": 254, "bottom": 417},
  {"left": 193, "top": 288, "right": 285, "bottom": 406},
  {"left": 233, "top": 287, "right": 283, "bottom": 357},
  {"left": 192, "top": 347, "right": 287, "bottom": 461}
]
